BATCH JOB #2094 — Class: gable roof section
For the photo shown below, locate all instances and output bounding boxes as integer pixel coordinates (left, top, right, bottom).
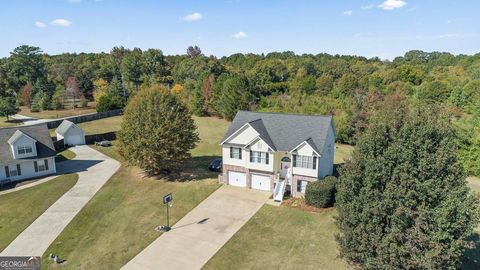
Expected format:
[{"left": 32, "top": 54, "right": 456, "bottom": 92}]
[
  {"left": 7, "top": 130, "right": 37, "bottom": 145},
  {"left": 56, "top": 120, "right": 82, "bottom": 136},
  {"left": 0, "top": 124, "right": 56, "bottom": 165},
  {"left": 221, "top": 111, "right": 333, "bottom": 154},
  {"left": 246, "top": 119, "right": 276, "bottom": 151}
]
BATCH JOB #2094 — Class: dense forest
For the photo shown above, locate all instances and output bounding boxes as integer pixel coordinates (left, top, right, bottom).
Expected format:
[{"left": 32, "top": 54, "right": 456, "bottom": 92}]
[{"left": 0, "top": 45, "right": 479, "bottom": 175}]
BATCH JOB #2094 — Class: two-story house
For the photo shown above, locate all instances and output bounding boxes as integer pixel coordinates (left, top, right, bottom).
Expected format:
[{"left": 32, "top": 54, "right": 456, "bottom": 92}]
[
  {"left": 0, "top": 124, "right": 57, "bottom": 184},
  {"left": 220, "top": 111, "right": 335, "bottom": 201}
]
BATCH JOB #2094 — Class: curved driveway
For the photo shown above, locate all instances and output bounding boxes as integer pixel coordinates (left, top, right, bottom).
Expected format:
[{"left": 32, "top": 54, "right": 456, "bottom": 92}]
[{"left": 0, "top": 145, "right": 120, "bottom": 256}]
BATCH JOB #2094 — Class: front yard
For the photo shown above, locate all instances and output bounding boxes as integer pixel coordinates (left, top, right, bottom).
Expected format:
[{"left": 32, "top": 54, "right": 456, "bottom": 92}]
[
  {"left": 0, "top": 117, "right": 21, "bottom": 128},
  {"left": 204, "top": 205, "right": 348, "bottom": 270},
  {"left": 0, "top": 174, "right": 78, "bottom": 252},
  {"left": 41, "top": 116, "right": 226, "bottom": 269}
]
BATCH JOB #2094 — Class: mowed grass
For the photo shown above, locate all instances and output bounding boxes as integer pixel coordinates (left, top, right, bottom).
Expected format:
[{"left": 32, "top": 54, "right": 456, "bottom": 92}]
[
  {"left": 334, "top": 143, "right": 354, "bottom": 165},
  {"left": 0, "top": 174, "right": 78, "bottom": 252},
  {"left": 0, "top": 117, "right": 22, "bottom": 128},
  {"left": 77, "top": 115, "right": 123, "bottom": 135},
  {"left": 55, "top": 149, "right": 76, "bottom": 163},
  {"left": 19, "top": 104, "right": 96, "bottom": 119},
  {"left": 41, "top": 117, "right": 227, "bottom": 269},
  {"left": 467, "top": 176, "right": 480, "bottom": 194},
  {"left": 204, "top": 205, "right": 348, "bottom": 270}
]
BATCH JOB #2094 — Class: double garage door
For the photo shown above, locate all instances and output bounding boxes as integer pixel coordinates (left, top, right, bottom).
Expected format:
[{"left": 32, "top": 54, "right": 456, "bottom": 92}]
[{"left": 227, "top": 171, "right": 271, "bottom": 191}]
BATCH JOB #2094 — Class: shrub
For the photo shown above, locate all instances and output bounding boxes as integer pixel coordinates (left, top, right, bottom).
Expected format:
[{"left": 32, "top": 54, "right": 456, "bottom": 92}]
[
  {"left": 305, "top": 176, "right": 337, "bottom": 208},
  {"left": 96, "top": 93, "right": 123, "bottom": 112}
]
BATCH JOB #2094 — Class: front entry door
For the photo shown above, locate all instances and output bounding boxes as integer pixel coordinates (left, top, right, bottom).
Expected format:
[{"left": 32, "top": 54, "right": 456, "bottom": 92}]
[{"left": 280, "top": 157, "right": 291, "bottom": 178}]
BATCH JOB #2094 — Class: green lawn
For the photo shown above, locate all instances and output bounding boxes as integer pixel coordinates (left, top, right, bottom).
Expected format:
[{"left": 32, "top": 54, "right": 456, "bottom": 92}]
[
  {"left": 334, "top": 143, "right": 354, "bottom": 165},
  {"left": 19, "top": 104, "right": 96, "bottom": 119},
  {"left": 55, "top": 149, "right": 76, "bottom": 163},
  {"left": 0, "top": 117, "right": 22, "bottom": 128},
  {"left": 204, "top": 205, "right": 348, "bottom": 270},
  {"left": 41, "top": 117, "right": 227, "bottom": 269},
  {"left": 77, "top": 115, "right": 123, "bottom": 135},
  {"left": 467, "top": 176, "right": 480, "bottom": 194},
  {"left": 0, "top": 174, "right": 78, "bottom": 252}
]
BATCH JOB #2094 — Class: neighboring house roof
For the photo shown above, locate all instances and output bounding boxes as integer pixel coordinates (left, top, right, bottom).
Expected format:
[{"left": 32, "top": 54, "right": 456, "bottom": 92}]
[
  {"left": 56, "top": 120, "right": 84, "bottom": 136},
  {"left": 7, "top": 130, "right": 37, "bottom": 145},
  {"left": 0, "top": 124, "right": 56, "bottom": 165},
  {"left": 221, "top": 111, "right": 334, "bottom": 154}
]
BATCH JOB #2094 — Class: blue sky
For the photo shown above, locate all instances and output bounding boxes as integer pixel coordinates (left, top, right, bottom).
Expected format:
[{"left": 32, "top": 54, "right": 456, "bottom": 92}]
[{"left": 0, "top": 0, "right": 479, "bottom": 59}]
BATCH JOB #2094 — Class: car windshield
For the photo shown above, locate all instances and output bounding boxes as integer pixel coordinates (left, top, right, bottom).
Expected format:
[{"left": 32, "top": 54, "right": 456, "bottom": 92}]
[{"left": 211, "top": 159, "right": 221, "bottom": 166}]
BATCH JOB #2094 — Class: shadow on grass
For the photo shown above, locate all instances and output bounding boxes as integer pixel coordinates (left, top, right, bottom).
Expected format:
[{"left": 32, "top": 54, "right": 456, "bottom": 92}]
[
  {"left": 461, "top": 232, "right": 480, "bottom": 269},
  {"left": 155, "top": 155, "right": 221, "bottom": 182}
]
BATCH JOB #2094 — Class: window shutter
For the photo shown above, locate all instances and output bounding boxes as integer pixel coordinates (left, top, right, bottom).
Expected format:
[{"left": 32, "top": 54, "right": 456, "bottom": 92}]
[
  {"left": 266, "top": 153, "right": 269, "bottom": 164},
  {"left": 239, "top": 149, "right": 242, "bottom": 159},
  {"left": 250, "top": 151, "right": 253, "bottom": 162},
  {"left": 17, "top": 164, "right": 21, "bottom": 176},
  {"left": 293, "top": 155, "right": 297, "bottom": 167},
  {"left": 230, "top": 147, "right": 233, "bottom": 158},
  {"left": 313, "top": 157, "right": 317, "bottom": 170},
  {"left": 34, "top": 161, "right": 38, "bottom": 172},
  {"left": 5, "top": 166, "right": 10, "bottom": 178},
  {"left": 44, "top": 160, "right": 49, "bottom": 170},
  {"left": 297, "top": 180, "right": 301, "bottom": 192}
]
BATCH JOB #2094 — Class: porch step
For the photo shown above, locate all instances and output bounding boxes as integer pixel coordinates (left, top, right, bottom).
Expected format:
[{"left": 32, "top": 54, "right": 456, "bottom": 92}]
[{"left": 274, "top": 181, "right": 286, "bottom": 202}]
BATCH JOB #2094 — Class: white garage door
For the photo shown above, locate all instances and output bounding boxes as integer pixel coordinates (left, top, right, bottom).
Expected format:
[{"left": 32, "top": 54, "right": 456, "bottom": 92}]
[
  {"left": 66, "top": 134, "right": 85, "bottom": 145},
  {"left": 228, "top": 171, "right": 246, "bottom": 187},
  {"left": 251, "top": 174, "right": 271, "bottom": 191}
]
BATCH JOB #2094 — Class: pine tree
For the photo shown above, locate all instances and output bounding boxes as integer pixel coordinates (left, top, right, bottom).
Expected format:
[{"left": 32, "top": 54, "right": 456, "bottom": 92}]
[
  {"left": 118, "top": 85, "right": 199, "bottom": 175},
  {"left": 336, "top": 103, "right": 480, "bottom": 269},
  {"left": 216, "top": 74, "right": 250, "bottom": 120}
]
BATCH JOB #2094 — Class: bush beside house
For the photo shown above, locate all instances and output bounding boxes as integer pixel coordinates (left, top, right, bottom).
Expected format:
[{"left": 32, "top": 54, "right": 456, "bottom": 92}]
[{"left": 305, "top": 176, "right": 338, "bottom": 208}]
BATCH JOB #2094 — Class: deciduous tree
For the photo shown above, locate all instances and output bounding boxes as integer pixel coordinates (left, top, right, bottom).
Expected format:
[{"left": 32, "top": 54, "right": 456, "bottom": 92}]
[{"left": 118, "top": 85, "right": 199, "bottom": 175}]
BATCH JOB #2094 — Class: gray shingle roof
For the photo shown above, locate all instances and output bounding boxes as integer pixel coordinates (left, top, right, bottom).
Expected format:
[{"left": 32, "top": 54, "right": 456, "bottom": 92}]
[
  {"left": 0, "top": 124, "right": 56, "bottom": 165},
  {"left": 55, "top": 120, "right": 77, "bottom": 136},
  {"left": 221, "top": 111, "right": 334, "bottom": 154}
]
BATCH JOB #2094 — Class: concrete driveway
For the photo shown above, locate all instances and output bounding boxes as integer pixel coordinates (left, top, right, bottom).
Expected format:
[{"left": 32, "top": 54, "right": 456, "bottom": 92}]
[
  {"left": 0, "top": 145, "right": 120, "bottom": 256},
  {"left": 122, "top": 185, "right": 270, "bottom": 270}
]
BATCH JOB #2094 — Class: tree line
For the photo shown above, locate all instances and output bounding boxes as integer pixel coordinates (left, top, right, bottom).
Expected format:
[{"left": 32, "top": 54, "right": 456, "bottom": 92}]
[{"left": 0, "top": 45, "right": 479, "bottom": 175}]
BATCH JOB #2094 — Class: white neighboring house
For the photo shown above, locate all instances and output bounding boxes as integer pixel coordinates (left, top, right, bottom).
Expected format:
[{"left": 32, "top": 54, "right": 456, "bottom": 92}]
[
  {"left": 56, "top": 120, "right": 86, "bottom": 147},
  {"left": 0, "top": 124, "right": 57, "bottom": 184},
  {"left": 220, "top": 111, "right": 336, "bottom": 201}
]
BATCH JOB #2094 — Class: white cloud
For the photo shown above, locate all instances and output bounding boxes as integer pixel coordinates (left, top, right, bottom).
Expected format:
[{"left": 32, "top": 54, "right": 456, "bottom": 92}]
[
  {"left": 343, "top": 10, "right": 353, "bottom": 16},
  {"left": 361, "top": 4, "right": 374, "bottom": 9},
  {"left": 183, "top": 12, "right": 203, "bottom": 22},
  {"left": 51, "top": 19, "right": 72, "bottom": 27},
  {"left": 34, "top": 21, "right": 46, "bottom": 28},
  {"left": 232, "top": 31, "right": 248, "bottom": 39},
  {"left": 378, "top": 0, "right": 407, "bottom": 10}
]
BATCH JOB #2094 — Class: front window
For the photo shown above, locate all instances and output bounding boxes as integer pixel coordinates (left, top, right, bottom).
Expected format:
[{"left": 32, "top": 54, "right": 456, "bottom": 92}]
[
  {"left": 250, "top": 151, "right": 269, "bottom": 164},
  {"left": 17, "top": 144, "right": 33, "bottom": 155},
  {"left": 9, "top": 168, "right": 18, "bottom": 177},
  {"left": 297, "top": 180, "right": 308, "bottom": 193},
  {"left": 38, "top": 163, "right": 46, "bottom": 172},
  {"left": 294, "top": 155, "right": 314, "bottom": 169},
  {"left": 230, "top": 147, "right": 242, "bottom": 159}
]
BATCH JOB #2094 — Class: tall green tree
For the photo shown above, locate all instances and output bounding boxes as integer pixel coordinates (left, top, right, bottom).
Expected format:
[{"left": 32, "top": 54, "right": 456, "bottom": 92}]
[
  {"left": 336, "top": 104, "right": 480, "bottom": 269},
  {"left": 4, "top": 45, "right": 46, "bottom": 91},
  {"left": 216, "top": 74, "right": 250, "bottom": 121},
  {"left": 121, "top": 48, "right": 144, "bottom": 91},
  {"left": 118, "top": 85, "right": 199, "bottom": 175},
  {"left": 0, "top": 96, "right": 19, "bottom": 120}
]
